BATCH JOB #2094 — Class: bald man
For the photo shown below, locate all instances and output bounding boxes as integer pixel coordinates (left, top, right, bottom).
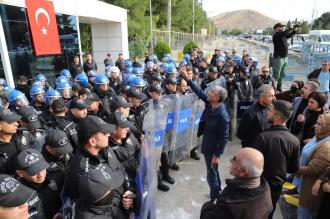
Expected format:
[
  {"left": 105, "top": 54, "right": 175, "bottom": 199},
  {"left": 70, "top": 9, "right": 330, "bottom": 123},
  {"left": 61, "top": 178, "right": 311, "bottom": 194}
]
[{"left": 200, "top": 148, "right": 273, "bottom": 219}]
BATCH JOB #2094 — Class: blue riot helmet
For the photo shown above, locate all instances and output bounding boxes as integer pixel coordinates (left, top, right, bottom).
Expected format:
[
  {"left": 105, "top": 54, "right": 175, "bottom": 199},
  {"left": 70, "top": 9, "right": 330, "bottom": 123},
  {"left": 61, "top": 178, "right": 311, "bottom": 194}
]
[
  {"left": 57, "top": 81, "right": 72, "bottom": 99},
  {"left": 164, "top": 53, "right": 171, "bottom": 59},
  {"left": 94, "top": 74, "right": 109, "bottom": 93},
  {"left": 124, "top": 66, "right": 133, "bottom": 74},
  {"left": 251, "top": 57, "right": 259, "bottom": 68},
  {"left": 162, "top": 56, "right": 170, "bottom": 63},
  {"left": 178, "top": 60, "right": 187, "bottom": 68},
  {"left": 124, "top": 59, "right": 133, "bottom": 68},
  {"left": 150, "top": 55, "right": 158, "bottom": 64},
  {"left": 35, "top": 73, "right": 47, "bottom": 83},
  {"left": 87, "top": 70, "right": 97, "bottom": 84},
  {"left": 30, "top": 85, "right": 45, "bottom": 102},
  {"left": 75, "top": 73, "right": 89, "bottom": 88},
  {"left": 166, "top": 65, "right": 178, "bottom": 78},
  {"left": 56, "top": 76, "right": 69, "bottom": 85},
  {"left": 94, "top": 74, "right": 109, "bottom": 85},
  {"left": 2, "top": 86, "right": 13, "bottom": 93},
  {"left": 123, "top": 74, "right": 136, "bottom": 86},
  {"left": 183, "top": 54, "right": 190, "bottom": 61},
  {"left": 32, "top": 81, "right": 46, "bottom": 91},
  {"left": 131, "top": 77, "right": 146, "bottom": 88},
  {"left": 159, "top": 63, "right": 169, "bottom": 74},
  {"left": 60, "top": 69, "right": 71, "bottom": 78},
  {"left": 216, "top": 56, "right": 226, "bottom": 63},
  {"left": 0, "top": 78, "right": 7, "bottom": 88},
  {"left": 132, "top": 67, "right": 143, "bottom": 77},
  {"left": 44, "top": 89, "right": 62, "bottom": 107},
  {"left": 8, "top": 90, "right": 29, "bottom": 108},
  {"left": 231, "top": 55, "right": 242, "bottom": 66}
]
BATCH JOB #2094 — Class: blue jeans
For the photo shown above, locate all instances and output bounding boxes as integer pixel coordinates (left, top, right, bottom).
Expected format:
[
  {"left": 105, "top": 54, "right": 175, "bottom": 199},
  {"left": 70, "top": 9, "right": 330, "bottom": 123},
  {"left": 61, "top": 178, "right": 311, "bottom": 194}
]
[
  {"left": 297, "top": 207, "right": 317, "bottom": 219},
  {"left": 203, "top": 153, "right": 221, "bottom": 201}
]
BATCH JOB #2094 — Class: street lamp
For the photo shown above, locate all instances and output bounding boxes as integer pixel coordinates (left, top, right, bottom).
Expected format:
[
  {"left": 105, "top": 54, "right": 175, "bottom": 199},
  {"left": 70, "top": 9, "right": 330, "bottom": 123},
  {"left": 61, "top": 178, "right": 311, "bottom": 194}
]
[
  {"left": 149, "top": 0, "right": 153, "bottom": 53},
  {"left": 192, "top": 0, "right": 195, "bottom": 42}
]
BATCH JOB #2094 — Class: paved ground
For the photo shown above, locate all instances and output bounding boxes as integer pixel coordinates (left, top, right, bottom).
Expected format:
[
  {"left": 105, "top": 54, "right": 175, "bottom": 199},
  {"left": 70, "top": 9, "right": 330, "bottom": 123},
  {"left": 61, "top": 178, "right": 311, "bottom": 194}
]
[{"left": 156, "top": 137, "right": 283, "bottom": 219}]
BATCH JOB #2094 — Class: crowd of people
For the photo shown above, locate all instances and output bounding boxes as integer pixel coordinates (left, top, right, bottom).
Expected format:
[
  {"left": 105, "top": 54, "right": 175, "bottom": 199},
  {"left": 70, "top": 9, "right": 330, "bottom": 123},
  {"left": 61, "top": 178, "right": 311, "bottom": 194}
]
[{"left": 0, "top": 22, "right": 329, "bottom": 219}]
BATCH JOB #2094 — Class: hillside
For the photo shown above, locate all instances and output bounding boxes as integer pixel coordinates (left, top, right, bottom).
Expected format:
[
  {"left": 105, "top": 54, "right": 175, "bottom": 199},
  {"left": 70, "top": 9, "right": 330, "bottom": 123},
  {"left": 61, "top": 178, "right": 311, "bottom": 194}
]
[{"left": 211, "top": 9, "right": 284, "bottom": 32}]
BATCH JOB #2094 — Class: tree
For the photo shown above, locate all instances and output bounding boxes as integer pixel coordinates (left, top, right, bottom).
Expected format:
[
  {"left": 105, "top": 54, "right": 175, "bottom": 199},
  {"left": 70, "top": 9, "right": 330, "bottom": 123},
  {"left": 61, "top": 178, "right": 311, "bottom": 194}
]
[
  {"left": 230, "top": 29, "right": 242, "bottom": 36},
  {"left": 183, "top": 41, "right": 199, "bottom": 54},
  {"left": 154, "top": 41, "right": 171, "bottom": 60},
  {"left": 312, "top": 12, "right": 330, "bottom": 30}
]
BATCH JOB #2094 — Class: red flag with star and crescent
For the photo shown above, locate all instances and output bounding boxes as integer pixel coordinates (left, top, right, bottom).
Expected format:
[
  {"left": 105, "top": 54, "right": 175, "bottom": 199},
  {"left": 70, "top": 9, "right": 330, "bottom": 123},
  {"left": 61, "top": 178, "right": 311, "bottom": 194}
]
[{"left": 25, "top": 0, "right": 61, "bottom": 56}]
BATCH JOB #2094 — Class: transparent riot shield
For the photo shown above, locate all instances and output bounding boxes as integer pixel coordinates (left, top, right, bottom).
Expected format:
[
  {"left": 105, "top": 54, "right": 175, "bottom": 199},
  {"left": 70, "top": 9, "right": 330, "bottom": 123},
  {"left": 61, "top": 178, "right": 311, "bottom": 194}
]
[
  {"left": 187, "top": 95, "right": 205, "bottom": 153},
  {"left": 234, "top": 98, "right": 254, "bottom": 136},
  {"left": 161, "top": 94, "right": 179, "bottom": 153},
  {"left": 136, "top": 107, "right": 157, "bottom": 219},
  {"left": 168, "top": 93, "right": 195, "bottom": 166},
  {"left": 152, "top": 98, "right": 170, "bottom": 168}
]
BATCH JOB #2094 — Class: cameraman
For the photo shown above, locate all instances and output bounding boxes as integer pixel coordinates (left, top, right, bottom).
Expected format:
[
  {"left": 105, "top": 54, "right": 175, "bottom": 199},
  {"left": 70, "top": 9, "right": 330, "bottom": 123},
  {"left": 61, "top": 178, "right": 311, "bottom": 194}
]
[{"left": 272, "top": 23, "right": 299, "bottom": 92}]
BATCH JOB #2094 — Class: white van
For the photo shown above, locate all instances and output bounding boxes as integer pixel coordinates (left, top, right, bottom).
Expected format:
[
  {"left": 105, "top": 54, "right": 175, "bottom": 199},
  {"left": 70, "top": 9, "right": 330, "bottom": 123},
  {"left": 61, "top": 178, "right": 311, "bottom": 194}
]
[{"left": 309, "top": 30, "right": 330, "bottom": 44}]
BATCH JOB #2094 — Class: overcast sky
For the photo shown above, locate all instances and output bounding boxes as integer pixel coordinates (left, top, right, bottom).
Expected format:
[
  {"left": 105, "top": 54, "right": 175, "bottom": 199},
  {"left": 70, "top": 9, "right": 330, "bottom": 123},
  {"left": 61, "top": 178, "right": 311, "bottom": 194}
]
[{"left": 202, "top": 0, "right": 329, "bottom": 21}]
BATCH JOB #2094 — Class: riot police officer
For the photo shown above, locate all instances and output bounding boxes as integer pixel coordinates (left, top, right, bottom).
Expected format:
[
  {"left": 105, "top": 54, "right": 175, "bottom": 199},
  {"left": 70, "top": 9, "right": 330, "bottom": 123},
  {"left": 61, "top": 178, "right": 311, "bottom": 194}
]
[
  {"left": 15, "top": 148, "right": 64, "bottom": 219},
  {"left": 65, "top": 115, "right": 136, "bottom": 218},
  {"left": 0, "top": 108, "right": 30, "bottom": 175},
  {"left": 201, "top": 67, "right": 218, "bottom": 91},
  {"left": 17, "top": 106, "right": 45, "bottom": 151},
  {"left": 48, "top": 99, "right": 79, "bottom": 151},
  {"left": 109, "top": 112, "right": 140, "bottom": 179},
  {"left": 127, "top": 87, "right": 147, "bottom": 142},
  {"left": 86, "top": 92, "right": 112, "bottom": 122},
  {"left": 30, "top": 85, "right": 46, "bottom": 114},
  {"left": 106, "top": 66, "right": 122, "bottom": 94},
  {"left": 93, "top": 74, "right": 116, "bottom": 114},
  {"left": 42, "top": 129, "right": 73, "bottom": 172}
]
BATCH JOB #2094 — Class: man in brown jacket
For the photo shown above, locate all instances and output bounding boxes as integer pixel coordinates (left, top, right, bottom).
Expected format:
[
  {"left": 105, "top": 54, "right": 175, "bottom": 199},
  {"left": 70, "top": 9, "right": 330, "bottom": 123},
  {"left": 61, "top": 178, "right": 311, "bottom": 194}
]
[{"left": 200, "top": 147, "right": 273, "bottom": 219}]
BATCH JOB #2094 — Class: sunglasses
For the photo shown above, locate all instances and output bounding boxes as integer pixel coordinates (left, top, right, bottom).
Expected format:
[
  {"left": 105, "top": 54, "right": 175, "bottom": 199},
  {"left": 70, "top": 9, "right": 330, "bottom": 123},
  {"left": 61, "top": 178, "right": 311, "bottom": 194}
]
[
  {"left": 322, "top": 64, "right": 328, "bottom": 66},
  {"left": 262, "top": 71, "right": 269, "bottom": 73}
]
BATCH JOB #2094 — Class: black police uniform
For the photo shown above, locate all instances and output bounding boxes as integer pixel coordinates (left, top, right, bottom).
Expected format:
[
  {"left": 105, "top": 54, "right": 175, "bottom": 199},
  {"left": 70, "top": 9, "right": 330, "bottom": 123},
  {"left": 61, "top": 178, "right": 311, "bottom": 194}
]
[
  {"left": 0, "top": 133, "right": 29, "bottom": 175},
  {"left": 42, "top": 148, "right": 70, "bottom": 172},
  {"left": 94, "top": 88, "right": 116, "bottom": 114},
  {"left": 39, "top": 111, "right": 54, "bottom": 129},
  {"left": 87, "top": 103, "right": 112, "bottom": 124},
  {"left": 19, "top": 166, "right": 65, "bottom": 219},
  {"left": 198, "top": 66, "right": 209, "bottom": 79},
  {"left": 48, "top": 116, "right": 79, "bottom": 151},
  {"left": 32, "top": 103, "right": 47, "bottom": 115},
  {"left": 127, "top": 103, "right": 148, "bottom": 142},
  {"left": 109, "top": 78, "right": 122, "bottom": 94},
  {"left": 65, "top": 146, "right": 130, "bottom": 218},
  {"left": 109, "top": 133, "right": 140, "bottom": 179}
]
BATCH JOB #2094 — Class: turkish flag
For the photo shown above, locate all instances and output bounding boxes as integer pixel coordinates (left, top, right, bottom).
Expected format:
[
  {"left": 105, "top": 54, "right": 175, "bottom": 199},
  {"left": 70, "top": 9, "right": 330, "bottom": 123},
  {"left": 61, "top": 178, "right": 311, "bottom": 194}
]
[{"left": 25, "top": 0, "right": 61, "bottom": 56}]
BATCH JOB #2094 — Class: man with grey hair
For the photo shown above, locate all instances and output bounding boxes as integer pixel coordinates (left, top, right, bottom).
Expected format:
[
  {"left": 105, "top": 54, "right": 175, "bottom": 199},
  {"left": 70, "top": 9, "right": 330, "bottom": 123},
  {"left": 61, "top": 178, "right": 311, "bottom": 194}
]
[
  {"left": 200, "top": 147, "right": 273, "bottom": 219},
  {"left": 252, "top": 100, "right": 300, "bottom": 219},
  {"left": 181, "top": 67, "right": 230, "bottom": 202},
  {"left": 237, "top": 84, "right": 275, "bottom": 147},
  {"left": 288, "top": 80, "right": 320, "bottom": 134}
]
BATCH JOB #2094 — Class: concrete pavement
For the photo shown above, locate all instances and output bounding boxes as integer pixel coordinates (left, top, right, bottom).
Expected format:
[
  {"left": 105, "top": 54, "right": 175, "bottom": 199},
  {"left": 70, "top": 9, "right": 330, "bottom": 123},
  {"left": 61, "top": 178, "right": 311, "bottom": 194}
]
[{"left": 156, "top": 137, "right": 283, "bottom": 219}]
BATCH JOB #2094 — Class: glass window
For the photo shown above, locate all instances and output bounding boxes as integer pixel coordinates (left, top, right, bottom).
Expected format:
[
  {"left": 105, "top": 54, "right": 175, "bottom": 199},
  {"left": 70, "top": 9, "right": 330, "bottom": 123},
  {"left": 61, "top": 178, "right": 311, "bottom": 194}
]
[
  {"left": 0, "top": 4, "right": 79, "bottom": 85},
  {"left": 0, "top": 54, "right": 5, "bottom": 79}
]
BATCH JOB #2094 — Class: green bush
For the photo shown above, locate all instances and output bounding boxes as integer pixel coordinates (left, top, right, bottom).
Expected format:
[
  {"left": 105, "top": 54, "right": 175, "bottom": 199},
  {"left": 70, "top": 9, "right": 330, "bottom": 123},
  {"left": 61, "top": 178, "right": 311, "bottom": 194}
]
[
  {"left": 154, "top": 41, "right": 171, "bottom": 60},
  {"left": 183, "top": 41, "right": 199, "bottom": 55}
]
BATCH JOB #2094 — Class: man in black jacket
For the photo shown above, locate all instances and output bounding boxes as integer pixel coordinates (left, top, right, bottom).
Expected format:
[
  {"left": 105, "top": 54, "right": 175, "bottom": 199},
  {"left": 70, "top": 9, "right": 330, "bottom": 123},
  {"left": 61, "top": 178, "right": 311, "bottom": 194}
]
[
  {"left": 237, "top": 84, "right": 275, "bottom": 147},
  {"left": 252, "top": 100, "right": 300, "bottom": 219},
  {"left": 200, "top": 147, "right": 273, "bottom": 219},
  {"left": 83, "top": 53, "right": 97, "bottom": 73},
  {"left": 272, "top": 23, "right": 299, "bottom": 91}
]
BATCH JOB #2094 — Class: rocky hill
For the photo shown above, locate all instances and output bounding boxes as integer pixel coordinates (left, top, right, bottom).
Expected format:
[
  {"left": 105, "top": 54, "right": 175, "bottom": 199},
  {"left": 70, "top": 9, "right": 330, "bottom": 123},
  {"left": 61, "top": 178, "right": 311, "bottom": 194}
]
[{"left": 211, "top": 9, "right": 284, "bottom": 32}]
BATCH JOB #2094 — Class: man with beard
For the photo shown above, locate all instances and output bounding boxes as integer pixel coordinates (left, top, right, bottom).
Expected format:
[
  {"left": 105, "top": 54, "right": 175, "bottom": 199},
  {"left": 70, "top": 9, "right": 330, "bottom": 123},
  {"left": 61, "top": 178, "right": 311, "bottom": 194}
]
[{"left": 252, "top": 100, "right": 300, "bottom": 218}]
